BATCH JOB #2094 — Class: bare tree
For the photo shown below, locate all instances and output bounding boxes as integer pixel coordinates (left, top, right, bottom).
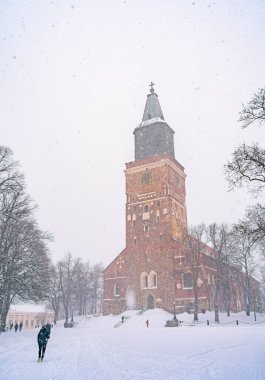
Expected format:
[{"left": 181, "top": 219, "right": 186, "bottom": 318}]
[
  {"left": 0, "top": 146, "right": 52, "bottom": 332},
  {"left": 0, "top": 189, "right": 51, "bottom": 331},
  {"left": 47, "top": 256, "right": 104, "bottom": 324},
  {"left": 231, "top": 227, "right": 259, "bottom": 316},
  {"left": 260, "top": 265, "right": 265, "bottom": 312},
  {"left": 58, "top": 253, "right": 75, "bottom": 323},
  {"left": 225, "top": 143, "right": 265, "bottom": 196},
  {"left": 238, "top": 88, "right": 265, "bottom": 128},
  {"left": 47, "top": 265, "right": 61, "bottom": 324},
  {"left": 224, "top": 89, "right": 264, "bottom": 315},
  {"left": 0, "top": 146, "right": 23, "bottom": 195},
  {"left": 89, "top": 263, "right": 104, "bottom": 315},
  {"left": 72, "top": 259, "right": 93, "bottom": 316},
  {"left": 225, "top": 88, "right": 265, "bottom": 197},
  {"left": 206, "top": 223, "right": 232, "bottom": 322},
  {"left": 183, "top": 224, "right": 206, "bottom": 322},
  {"left": 236, "top": 204, "right": 265, "bottom": 243}
]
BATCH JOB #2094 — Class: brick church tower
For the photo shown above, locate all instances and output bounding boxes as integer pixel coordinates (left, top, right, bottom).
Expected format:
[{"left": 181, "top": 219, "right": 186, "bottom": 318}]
[{"left": 103, "top": 84, "right": 247, "bottom": 315}]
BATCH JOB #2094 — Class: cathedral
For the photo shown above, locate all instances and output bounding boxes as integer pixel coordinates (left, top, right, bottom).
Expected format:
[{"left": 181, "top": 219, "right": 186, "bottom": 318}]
[{"left": 103, "top": 84, "right": 246, "bottom": 316}]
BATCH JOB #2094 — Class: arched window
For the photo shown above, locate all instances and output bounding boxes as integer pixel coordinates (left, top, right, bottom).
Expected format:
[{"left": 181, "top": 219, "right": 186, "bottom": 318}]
[
  {"left": 149, "top": 271, "right": 157, "bottom": 288},
  {"left": 144, "top": 205, "right": 149, "bottom": 212},
  {"left": 140, "top": 272, "right": 148, "bottom": 289},
  {"left": 183, "top": 273, "right": 193, "bottom": 289},
  {"left": 153, "top": 273, "right": 157, "bottom": 287},
  {"left": 114, "top": 283, "right": 120, "bottom": 296}
]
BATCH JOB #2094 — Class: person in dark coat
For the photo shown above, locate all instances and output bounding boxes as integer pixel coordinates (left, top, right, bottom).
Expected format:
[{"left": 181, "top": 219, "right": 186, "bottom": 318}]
[
  {"left": 37, "top": 324, "right": 51, "bottom": 362},
  {"left": 14, "top": 323, "right": 18, "bottom": 332},
  {"left": 19, "top": 322, "right": 23, "bottom": 331}
]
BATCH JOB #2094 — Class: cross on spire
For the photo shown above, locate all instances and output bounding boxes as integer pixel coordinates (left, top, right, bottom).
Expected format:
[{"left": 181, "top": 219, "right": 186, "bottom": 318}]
[{"left": 149, "top": 82, "right": 155, "bottom": 93}]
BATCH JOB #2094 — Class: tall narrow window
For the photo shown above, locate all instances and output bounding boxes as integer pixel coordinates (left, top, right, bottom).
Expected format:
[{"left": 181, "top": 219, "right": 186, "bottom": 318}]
[
  {"left": 183, "top": 273, "right": 193, "bottom": 289},
  {"left": 141, "top": 272, "right": 149, "bottom": 289},
  {"left": 144, "top": 205, "right": 149, "bottom": 212},
  {"left": 114, "top": 283, "right": 120, "bottom": 296},
  {"left": 149, "top": 271, "right": 157, "bottom": 288}
]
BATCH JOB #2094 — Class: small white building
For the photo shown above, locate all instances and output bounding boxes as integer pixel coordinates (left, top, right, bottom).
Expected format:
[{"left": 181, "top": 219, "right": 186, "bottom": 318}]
[{"left": 7, "top": 304, "right": 54, "bottom": 329}]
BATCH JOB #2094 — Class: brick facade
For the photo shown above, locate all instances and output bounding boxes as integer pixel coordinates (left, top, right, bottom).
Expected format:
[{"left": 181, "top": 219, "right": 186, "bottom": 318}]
[{"left": 102, "top": 87, "right": 251, "bottom": 316}]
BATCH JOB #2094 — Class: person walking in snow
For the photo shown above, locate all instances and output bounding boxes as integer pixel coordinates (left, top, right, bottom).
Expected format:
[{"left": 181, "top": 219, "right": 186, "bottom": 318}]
[
  {"left": 19, "top": 322, "right": 23, "bottom": 331},
  {"left": 121, "top": 316, "right": 125, "bottom": 323},
  {"left": 9, "top": 322, "right": 13, "bottom": 331},
  {"left": 37, "top": 324, "right": 51, "bottom": 362},
  {"left": 146, "top": 319, "right": 149, "bottom": 328},
  {"left": 14, "top": 323, "right": 18, "bottom": 332}
]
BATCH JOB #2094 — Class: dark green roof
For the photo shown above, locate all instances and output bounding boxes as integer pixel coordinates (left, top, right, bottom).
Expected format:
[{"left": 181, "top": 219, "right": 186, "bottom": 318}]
[{"left": 142, "top": 86, "right": 164, "bottom": 122}]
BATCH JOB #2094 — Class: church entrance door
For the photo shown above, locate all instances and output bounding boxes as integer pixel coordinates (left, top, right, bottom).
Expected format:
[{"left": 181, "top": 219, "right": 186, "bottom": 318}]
[{"left": 146, "top": 294, "right": 155, "bottom": 310}]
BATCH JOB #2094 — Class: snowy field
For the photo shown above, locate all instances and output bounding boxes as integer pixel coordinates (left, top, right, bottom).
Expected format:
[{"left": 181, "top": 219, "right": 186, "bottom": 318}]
[{"left": 1, "top": 309, "right": 265, "bottom": 380}]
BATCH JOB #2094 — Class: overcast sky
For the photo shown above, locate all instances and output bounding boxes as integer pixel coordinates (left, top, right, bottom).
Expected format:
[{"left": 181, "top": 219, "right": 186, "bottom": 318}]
[{"left": 1, "top": 0, "right": 264, "bottom": 266}]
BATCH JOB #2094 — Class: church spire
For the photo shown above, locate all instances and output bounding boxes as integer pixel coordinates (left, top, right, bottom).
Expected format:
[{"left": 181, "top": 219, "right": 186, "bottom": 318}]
[
  {"left": 142, "top": 82, "right": 164, "bottom": 122},
  {"left": 134, "top": 84, "right": 175, "bottom": 161}
]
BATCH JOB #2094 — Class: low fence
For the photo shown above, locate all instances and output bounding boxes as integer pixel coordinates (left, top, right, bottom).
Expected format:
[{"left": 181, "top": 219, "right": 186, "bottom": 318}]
[{"left": 177, "top": 318, "right": 265, "bottom": 326}]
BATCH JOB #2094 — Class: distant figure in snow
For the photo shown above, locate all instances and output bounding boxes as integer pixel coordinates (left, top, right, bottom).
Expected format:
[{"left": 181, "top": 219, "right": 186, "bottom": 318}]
[
  {"left": 14, "top": 323, "right": 18, "bottom": 332},
  {"left": 19, "top": 322, "right": 23, "bottom": 331},
  {"left": 9, "top": 322, "right": 13, "bottom": 331},
  {"left": 121, "top": 316, "right": 125, "bottom": 323},
  {"left": 146, "top": 319, "right": 149, "bottom": 328},
  {"left": 37, "top": 324, "right": 51, "bottom": 362}
]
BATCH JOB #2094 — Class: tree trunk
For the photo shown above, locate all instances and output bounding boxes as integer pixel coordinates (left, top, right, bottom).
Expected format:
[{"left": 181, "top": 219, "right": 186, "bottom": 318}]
[
  {"left": 0, "top": 298, "right": 11, "bottom": 333},
  {"left": 246, "top": 303, "right": 250, "bottom": 316},
  {"left": 194, "top": 289, "right": 199, "bottom": 322},
  {"left": 0, "top": 290, "right": 12, "bottom": 333},
  {"left": 227, "top": 302, "right": 230, "bottom": 317},
  {"left": 214, "top": 304, "right": 220, "bottom": 323},
  {"left": 214, "top": 280, "right": 220, "bottom": 323}
]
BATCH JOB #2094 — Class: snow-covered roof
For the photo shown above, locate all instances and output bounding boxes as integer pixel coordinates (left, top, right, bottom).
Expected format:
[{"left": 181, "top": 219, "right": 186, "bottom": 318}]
[
  {"left": 9, "top": 304, "right": 48, "bottom": 313},
  {"left": 137, "top": 116, "right": 167, "bottom": 129}
]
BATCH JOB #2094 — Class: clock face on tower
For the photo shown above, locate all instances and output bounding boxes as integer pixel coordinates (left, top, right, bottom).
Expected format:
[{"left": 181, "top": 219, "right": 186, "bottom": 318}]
[{"left": 141, "top": 171, "right": 152, "bottom": 185}]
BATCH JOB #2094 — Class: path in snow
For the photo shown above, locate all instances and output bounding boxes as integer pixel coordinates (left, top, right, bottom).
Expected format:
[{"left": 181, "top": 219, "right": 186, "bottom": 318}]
[{"left": 1, "top": 310, "right": 265, "bottom": 380}]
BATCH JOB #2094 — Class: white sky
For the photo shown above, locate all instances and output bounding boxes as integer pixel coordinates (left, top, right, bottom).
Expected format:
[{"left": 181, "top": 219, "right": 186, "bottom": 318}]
[{"left": 1, "top": 0, "right": 264, "bottom": 266}]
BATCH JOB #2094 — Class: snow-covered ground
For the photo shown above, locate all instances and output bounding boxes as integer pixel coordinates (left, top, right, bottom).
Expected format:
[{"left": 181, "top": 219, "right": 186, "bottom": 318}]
[{"left": 1, "top": 309, "right": 265, "bottom": 380}]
